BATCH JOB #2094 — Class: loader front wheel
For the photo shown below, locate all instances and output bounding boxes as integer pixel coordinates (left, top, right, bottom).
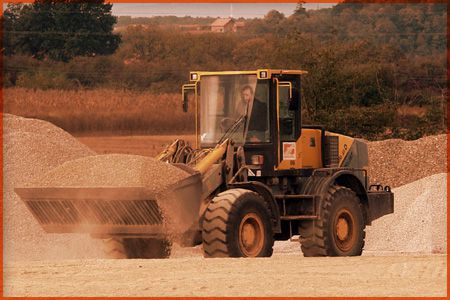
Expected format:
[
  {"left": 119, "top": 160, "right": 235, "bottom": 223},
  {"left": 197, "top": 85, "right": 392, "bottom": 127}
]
[
  {"left": 202, "top": 188, "right": 274, "bottom": 258},
  {"left": 103, "top": 237, "right": 172, "bottom": 259},
  {"left": 299, "top": 185, "right": 365, "bottom": 257},
  {"left": 103, "top": 237, "right": 127, "bottom": 259}
]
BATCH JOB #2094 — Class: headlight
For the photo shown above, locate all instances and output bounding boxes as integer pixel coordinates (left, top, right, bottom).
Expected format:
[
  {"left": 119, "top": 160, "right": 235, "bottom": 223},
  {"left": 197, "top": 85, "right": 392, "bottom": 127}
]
[{"left": 190, "top": 73, "right": 199, "bottom": 81}]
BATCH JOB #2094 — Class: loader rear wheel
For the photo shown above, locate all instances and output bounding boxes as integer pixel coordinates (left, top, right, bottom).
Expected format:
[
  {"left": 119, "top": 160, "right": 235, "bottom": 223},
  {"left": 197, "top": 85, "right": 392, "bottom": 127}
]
[
  {"left": 202, "top": 188, "right": 274, "bottom": 258},
  {"left": 103, "top": 237, "right": 172, "bottom": 259},
  {"left": 299, "top": 185, "right": 365, "bottom": 257}
]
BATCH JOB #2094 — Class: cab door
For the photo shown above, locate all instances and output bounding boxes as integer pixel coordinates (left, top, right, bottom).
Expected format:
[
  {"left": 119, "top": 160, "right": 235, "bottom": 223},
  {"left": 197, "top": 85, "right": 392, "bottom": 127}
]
[
  {"left": 275, "top": 75, "right": 301, "bottom": 170},
  {"left": 275, "top": 74, "right": 323, "bottom": 170}
]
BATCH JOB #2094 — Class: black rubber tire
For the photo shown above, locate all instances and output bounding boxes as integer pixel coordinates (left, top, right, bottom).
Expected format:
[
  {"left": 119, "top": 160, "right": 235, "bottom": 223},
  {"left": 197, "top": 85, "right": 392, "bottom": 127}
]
[
  {"left": 299, "top": 185, "right": 365, "bottom": 257},
  {"left": 103, "top": 237, "right": 172, "bottom": 259},
  {"left": 202, "top": 188, "right": 274, "bottom": 258}
]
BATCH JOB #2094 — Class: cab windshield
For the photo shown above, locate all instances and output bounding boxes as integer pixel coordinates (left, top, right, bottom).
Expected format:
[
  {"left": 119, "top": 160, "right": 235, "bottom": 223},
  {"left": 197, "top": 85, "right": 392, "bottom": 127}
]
[{"left": 199, "top": 74, "right": 270, "bottom": 145}]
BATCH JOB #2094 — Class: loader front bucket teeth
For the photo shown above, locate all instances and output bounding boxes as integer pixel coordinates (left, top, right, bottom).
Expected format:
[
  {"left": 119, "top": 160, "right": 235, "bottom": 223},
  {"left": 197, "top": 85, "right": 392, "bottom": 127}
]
[{"left": 14, "top": 169, "right": 202, "bottom": 238}]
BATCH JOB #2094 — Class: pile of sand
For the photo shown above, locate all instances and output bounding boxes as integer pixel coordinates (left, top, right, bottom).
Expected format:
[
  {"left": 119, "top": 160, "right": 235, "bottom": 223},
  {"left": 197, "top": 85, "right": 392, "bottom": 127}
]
[
  {"left": 364, "top": 173, "right": 447, "bottom": 254},
  {"left": 32, "top": 154, "right": 192, "bottom": 237},
  {"left": 367, "top": 134, "right": 446, "bottom": 188},
  {"left": 4, "top": 114, "right": 193, "bottom": 261},
  {"left": 365, "top": 135, "right": 447, "bottom": 253},
  {"left": 34, "top": 154, "right": 189, "bottom": 190},
  {"left": 3, "top": 114, "right": 104, "bottom": 263}
]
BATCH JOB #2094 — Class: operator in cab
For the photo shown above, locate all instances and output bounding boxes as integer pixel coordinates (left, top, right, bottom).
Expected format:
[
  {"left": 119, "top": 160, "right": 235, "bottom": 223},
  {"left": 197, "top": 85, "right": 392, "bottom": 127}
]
[{"left": 235, "top": 85, "right": 268, "bottom": 142}]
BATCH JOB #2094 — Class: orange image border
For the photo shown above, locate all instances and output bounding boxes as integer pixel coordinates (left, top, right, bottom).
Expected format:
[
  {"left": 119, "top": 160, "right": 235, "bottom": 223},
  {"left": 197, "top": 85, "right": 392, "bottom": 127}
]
[{"left": 0, "top": 0, "right": 448, "bottom": 299}]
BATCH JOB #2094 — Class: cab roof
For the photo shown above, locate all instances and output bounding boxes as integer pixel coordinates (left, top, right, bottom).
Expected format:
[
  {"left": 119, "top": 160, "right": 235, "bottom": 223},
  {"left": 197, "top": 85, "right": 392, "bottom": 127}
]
[{"left": 189, "top": 69, "right": 308, "bottom": 81}]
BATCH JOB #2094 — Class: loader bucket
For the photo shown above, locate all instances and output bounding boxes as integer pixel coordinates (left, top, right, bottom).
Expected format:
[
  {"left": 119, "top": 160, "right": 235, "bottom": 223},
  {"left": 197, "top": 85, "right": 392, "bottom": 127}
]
[{"left": 14, "top": 161, "right": 203, "bottom": 239}]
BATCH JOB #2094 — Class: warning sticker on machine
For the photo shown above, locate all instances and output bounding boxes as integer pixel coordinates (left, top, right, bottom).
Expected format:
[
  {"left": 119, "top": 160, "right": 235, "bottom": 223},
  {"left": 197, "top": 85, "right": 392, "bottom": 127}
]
[{"left": 282, "top": 142, "right": 296, "bottom": 160}]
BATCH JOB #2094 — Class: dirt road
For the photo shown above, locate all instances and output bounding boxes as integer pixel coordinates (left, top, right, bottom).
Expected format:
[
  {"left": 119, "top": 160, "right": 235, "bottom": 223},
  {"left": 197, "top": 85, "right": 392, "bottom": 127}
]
[{"left": 4, "top": 254, "right": 446, "bottom": 297}]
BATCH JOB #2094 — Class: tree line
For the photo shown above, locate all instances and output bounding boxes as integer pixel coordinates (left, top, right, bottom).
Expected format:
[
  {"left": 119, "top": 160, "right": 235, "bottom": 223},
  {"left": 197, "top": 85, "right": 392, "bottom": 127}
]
[{"left": 2, "top": 2, "right": 447, "bottom": 140}]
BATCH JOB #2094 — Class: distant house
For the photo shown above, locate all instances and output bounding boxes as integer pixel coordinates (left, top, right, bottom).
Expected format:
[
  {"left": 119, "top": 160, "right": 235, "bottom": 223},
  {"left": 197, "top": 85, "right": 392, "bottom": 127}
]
[{"left": 211, "top": 18, "right": 235, "bottom": 33}]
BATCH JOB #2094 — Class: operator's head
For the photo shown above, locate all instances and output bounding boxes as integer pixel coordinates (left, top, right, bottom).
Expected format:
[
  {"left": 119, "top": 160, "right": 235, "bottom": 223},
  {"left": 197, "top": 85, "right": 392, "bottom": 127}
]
[{"left": 241, "top": 85, "right": 254, "bottom": 104}]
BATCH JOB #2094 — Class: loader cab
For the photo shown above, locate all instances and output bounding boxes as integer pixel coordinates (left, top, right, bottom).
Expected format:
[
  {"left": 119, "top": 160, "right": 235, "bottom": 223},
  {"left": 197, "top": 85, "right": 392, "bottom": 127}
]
[{"left": 182, "top": 69, "right": 308, "bottom": 176}]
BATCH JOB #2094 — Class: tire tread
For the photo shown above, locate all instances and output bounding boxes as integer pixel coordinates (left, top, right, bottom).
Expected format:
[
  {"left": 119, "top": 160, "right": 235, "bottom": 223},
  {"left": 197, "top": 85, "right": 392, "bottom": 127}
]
[
  {"left": 299, "top": 185, "right": 365, "bottom": 257},
  {"left": 202, "top": 188, "right": 274, "bottom": 258}
]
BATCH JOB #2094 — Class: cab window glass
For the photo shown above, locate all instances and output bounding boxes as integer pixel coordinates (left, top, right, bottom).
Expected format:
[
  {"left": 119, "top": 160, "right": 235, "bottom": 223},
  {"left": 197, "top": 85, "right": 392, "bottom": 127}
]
[
  {"left": 279, "top": 86, "right": 295, "bottom": 141},
  {"left": 246, "top": 81, "right": 270, "bottom": 143}
]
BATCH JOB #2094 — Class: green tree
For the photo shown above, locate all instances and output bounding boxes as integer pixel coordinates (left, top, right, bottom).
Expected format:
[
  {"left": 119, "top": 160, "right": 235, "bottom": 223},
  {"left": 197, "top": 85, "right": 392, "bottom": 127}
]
[{"left": 4, "top": 0, "right": 121, "bottom": 61}]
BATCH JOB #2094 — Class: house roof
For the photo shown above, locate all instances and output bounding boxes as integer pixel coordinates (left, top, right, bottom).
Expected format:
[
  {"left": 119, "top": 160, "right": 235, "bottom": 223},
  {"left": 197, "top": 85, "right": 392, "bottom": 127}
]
[{"left": 211, "top": 18, "right": 234, "bottom": 27}]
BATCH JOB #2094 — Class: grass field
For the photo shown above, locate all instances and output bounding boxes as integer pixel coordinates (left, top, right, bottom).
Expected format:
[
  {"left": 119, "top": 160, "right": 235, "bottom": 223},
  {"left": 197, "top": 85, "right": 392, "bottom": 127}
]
[{"left": 4, "top": 88, "right": 194, "bottom": 135}]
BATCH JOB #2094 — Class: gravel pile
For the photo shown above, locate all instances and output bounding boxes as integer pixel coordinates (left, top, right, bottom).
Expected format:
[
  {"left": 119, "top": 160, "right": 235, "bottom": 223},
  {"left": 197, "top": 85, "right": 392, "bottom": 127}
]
[
  {"left": 33, "top": 154, "right": 192, "bottom": 238},
  {"left": 367, "top": 134, "right": 446, "bottom": 188},
  {"left": 34, "top": 154, "right": 189, "bottom": 190},
  {"left": 3, "top": 113, "right": 83, "bottom": 150},
  {"left": 365, "top": 173, "right": 447, "bottom": 254},
  {"left": 3, "top": 114, "right": 104, "bottom": 263}
]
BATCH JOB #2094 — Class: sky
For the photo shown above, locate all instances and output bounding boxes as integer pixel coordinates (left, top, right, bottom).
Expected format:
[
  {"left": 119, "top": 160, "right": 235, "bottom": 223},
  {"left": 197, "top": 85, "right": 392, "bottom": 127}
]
[{"left": 111, "top": 3, "right": 335, "bottom": 18}]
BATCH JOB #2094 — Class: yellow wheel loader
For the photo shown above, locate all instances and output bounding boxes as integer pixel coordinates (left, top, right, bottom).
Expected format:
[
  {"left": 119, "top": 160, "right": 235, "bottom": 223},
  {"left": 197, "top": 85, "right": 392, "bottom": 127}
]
[{"left": 16, "top": 69, "right": 394, "bottom": 258}]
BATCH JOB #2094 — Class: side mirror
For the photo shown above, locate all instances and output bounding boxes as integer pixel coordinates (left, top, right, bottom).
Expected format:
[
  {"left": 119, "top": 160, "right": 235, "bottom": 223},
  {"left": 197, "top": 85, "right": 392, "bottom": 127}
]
[{"left": 181, "top": 84, "right": 197, "bottom": 113}]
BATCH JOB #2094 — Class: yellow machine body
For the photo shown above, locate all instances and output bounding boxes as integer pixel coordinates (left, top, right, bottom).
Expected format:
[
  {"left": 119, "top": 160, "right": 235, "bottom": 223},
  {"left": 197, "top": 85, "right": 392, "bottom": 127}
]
[{"left": 276, "top": 130, "right": 358, "bottom": 170}]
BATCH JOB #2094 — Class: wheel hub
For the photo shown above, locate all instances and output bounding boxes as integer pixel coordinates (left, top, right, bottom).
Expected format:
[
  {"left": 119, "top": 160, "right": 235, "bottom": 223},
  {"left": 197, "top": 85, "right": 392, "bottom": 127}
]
[
  {"left": 242, "top": 223, "right": 257, "bottom": 246},
  {"left": 333, "top": 208, "right": 356, "bottom": 252},
  {"left": 239, "top": 213, "right": 264, "bottom": 257},
  {"left": 336, "top": 217, "right": 349, "bottom": 240}
]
